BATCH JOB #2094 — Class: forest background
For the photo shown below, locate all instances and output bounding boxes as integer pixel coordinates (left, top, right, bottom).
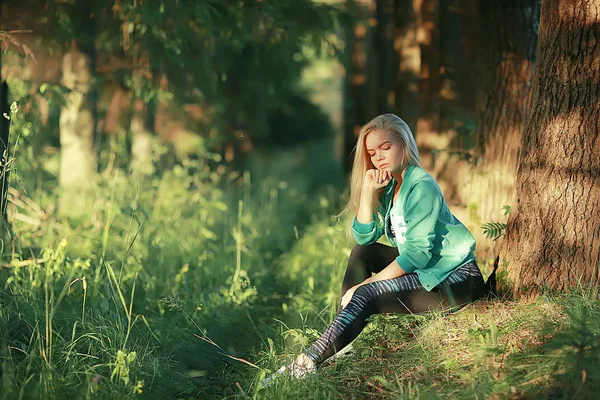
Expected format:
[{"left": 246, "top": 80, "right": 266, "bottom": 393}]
[{"left": 0, "top": 0, "right": 599, "bottom": 399}]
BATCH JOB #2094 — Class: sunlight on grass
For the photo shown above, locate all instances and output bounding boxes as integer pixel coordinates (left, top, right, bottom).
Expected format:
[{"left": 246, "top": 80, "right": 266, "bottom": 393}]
[{"left": 253, "top": 282, "right": 600, "bottom": 399}]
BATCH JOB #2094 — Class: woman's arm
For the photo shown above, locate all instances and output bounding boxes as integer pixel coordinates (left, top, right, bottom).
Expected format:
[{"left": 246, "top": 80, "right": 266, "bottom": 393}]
[
  {"left": 364, "top": 259, "right": 407, "bottom": 284},
  {"left": 351, "top": 171, "right": 392, "bottom": 245},
  {"left": 356, "top": 170, "right": 391, "bottom": 224},
  {"left": 356, "top": 185, "right": 376, "bottom": 224}
]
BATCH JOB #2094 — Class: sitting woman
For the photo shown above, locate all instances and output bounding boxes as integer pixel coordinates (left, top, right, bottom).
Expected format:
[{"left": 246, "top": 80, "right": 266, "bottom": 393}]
[{"left": 264, "top": 113, "right": 488, "bottom": 384}]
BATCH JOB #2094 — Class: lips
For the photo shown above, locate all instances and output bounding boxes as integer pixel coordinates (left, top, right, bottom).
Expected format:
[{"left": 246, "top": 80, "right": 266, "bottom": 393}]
[{"left": 379, "top": 163, "right": 389, "bottom": 169}]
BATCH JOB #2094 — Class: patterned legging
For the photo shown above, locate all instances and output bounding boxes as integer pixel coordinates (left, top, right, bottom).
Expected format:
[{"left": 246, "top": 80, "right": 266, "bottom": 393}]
[{"left": 302, "top": 243, "right": 486, "bottom": 364}]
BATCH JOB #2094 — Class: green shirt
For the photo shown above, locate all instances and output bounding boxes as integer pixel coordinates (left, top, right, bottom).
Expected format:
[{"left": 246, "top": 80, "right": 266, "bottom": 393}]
[{"left": 351, "top": 164, "right": 476, "bottom": 291}]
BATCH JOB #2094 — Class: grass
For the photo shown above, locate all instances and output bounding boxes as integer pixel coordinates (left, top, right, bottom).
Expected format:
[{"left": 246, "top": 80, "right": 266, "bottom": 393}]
[{"left": 253, "top": 291, "right": 600, "bottom": 400}]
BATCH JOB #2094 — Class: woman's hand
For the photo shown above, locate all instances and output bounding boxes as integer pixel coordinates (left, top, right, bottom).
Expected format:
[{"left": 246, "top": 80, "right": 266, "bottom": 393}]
[
  {"left": 340, "top": 285, "right": 360, "bottom": 309},
  {"left": 363, "top": 169, "right": 392, "bottom": 191}
]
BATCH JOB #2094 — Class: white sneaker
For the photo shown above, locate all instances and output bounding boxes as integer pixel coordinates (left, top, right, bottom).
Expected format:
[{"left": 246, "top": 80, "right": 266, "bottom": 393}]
[
  {"left": 334, "top": 343, "right": 355, "bottom": 359},
  {"left": 259, "top": 360, "right": 317, "bottom": 388}
]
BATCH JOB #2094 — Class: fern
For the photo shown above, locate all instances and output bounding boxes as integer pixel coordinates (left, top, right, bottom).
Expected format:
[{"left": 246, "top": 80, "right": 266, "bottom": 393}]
[{"left": 481, "top": 222, "right": 506, "bottom": 241}]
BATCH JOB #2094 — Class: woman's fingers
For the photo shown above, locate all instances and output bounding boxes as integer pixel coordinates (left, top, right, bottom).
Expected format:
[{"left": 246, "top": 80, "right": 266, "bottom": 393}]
[
  {"left": 365, "top": 168, "right": 392, "bottom": 189},
  {"left": 375, "top": 169, "right": 391, "bottom": 186}
]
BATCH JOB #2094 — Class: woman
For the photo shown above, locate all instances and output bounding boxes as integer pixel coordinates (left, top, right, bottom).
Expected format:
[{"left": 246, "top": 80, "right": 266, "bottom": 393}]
[{"left": 263, "top": 113, "right": 488, "bottom": 385}]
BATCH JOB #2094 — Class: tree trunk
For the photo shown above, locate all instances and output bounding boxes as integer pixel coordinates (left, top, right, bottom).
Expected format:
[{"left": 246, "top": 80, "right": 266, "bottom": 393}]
[
  {"left": 343, "top": 0, "right": 377, "bottom": 174},
  {"left": 0, "top": 49, "right": 11, "bottom": 235},
  {"left": 130, "top": 99, "right": 153, "bottom": 176},
  {"left": 475, "top": 1, "right": 539, "bottom": 166},
  {"left": 414, "top": 0, "right": 442, "bottom": 171},
  {"left": 459, "top": 0, "right": 540, "bottom": 256},
  {"left": 59, "top": 4, "right": 97, "bottom": 197},
  {"left": 375, "top": 0, "right": 396, "bottom": 114},
  {"left": 499, "top": 0, "right": 600, "bottom": 297},
  {"left": 59, "top": 47, "right": 96, "bottom": 189},
  {"left": 392, "top": 0, "right": 420, "bottom": 133},
  {"left": 129, "top": 45, "right": 154, "bottom": 176}
]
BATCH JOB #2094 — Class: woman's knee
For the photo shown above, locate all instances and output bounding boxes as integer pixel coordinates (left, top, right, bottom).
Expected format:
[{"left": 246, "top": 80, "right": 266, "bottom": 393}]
[{"left": 353, "top": 283, "right": 376, "bottom": 302}]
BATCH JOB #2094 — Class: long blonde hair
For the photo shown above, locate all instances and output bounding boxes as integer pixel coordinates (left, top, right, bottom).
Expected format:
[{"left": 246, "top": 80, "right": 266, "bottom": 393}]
[{"left": 340, "top": 114, "right": 421, "bottom": 235}]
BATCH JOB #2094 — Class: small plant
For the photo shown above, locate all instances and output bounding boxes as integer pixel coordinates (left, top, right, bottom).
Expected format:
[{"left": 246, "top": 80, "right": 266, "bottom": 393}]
[{"left": 481, "top": 205, "right": 511, "bottom": 240}]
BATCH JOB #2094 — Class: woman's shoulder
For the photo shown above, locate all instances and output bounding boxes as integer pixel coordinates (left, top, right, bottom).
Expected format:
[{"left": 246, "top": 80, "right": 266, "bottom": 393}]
[
  {"left": 406, "top": 166, "right": 437, "bottom": 187},
  {"left": 405, "top": 167, "right": 443, "bottom": 197}
]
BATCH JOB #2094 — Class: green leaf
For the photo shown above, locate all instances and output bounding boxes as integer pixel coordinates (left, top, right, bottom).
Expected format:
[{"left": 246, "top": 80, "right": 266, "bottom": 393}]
[{"left": 481, "top": 222, "right": 506, "bottom": 241}]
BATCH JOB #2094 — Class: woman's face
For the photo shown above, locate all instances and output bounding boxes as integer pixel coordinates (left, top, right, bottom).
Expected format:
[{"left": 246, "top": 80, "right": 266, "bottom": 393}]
[{"left": 365, "top": 129, "right": 404, "bottom": 172}]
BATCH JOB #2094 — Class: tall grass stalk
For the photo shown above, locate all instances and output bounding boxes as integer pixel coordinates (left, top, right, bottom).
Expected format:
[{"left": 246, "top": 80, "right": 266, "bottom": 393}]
[{"left": 229, "top": 200, "right": 244, "bottom": 299}]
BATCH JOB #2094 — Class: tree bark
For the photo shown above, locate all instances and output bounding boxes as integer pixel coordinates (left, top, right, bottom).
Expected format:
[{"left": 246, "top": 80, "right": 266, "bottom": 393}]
[
  {"left": 475, "top": 1, "right": 539, "bottom": 166},
  {"left": 460, "top": 0, "right": 540, "bottom": 255},
  {"left": 499, "top": 0, "right": 600, "bottom": 297}
]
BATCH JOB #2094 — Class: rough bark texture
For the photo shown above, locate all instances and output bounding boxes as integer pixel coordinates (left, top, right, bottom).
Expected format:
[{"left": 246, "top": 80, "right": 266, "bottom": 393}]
[
  {"left": 59, "top": 48, "right": 96, "bottom": 188},
  {"left": 475, "top": 1, "right": 539, "bottom": 166},
  {"left": 471, "top": 0, "right": 539, "bottom": 257},
  {"left": 499, "top": 0, "right": 600, "bottom": 296},
  {"left": 451, "top": 0, "right": 540, "bottom": 258},
  {"left": 428, "top": 0, "right": 539, "bottom": 261}
]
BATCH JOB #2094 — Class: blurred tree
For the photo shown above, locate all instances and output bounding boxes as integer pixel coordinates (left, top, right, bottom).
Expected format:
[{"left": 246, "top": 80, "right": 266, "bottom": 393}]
[
  {"left": 342, "top": 0, "right": 376, "bottom": 173},
  {"left": 2, "top": 0, "right": 340, "bottom": 178},
  {"left": 122, "top": 12, "right": 154, "bottom": 176},
  {"left": 414, "top": 0, "right": 441, "bottom": 171},
  {"left": 56, "top": 2, "right": 99, "bottom": 197},
  {"left": 0, "top": 35, "right": 11, "bottom": 239},
  {"left": 392, "top": 0, "right": 420, "bottom": 133},
  {"left": 375, "top": 0, "right": 395, "bottom": 114},
  {"left": 112, "top": 0, "right": 339, "bottom": 169},
  {"left": 499, "top": 0, "right": 600, "bottom": 297},
  {"left": 470, "top": 0, "right": 540, "bottom": 240}
]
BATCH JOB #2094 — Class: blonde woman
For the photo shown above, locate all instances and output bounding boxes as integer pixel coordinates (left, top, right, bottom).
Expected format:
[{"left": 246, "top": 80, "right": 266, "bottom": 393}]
[{"left": 263, "top": 113, "right": 489, "bottom": 385}]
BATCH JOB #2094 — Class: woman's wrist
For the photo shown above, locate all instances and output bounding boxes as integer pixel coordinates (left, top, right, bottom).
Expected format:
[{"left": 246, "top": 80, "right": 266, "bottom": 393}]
[
  {"left": 357, "top": 190, "right": 376, "bottom": 224},
  {"left": 361, "top": 183, "right": 378, "bottom": 196}
]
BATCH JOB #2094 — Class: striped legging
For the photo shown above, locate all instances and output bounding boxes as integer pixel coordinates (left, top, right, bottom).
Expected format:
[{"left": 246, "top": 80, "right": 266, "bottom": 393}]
[{"left": 303, "top": 243, "right": 486, "bottom": 364}]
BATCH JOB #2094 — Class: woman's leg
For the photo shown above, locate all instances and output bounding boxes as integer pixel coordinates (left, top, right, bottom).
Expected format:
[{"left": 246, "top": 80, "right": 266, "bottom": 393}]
[
  {"left": 341, "top": 243, "right": 399, "bottom": 297},
  {"left": 303, "top": 261, "right": 486, "bottom": 365}
]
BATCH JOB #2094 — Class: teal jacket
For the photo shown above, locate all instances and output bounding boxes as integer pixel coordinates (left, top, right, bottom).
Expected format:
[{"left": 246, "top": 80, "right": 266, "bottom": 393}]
[{"left": 351, "top": 165, "right": 476, "bottom": 291}]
